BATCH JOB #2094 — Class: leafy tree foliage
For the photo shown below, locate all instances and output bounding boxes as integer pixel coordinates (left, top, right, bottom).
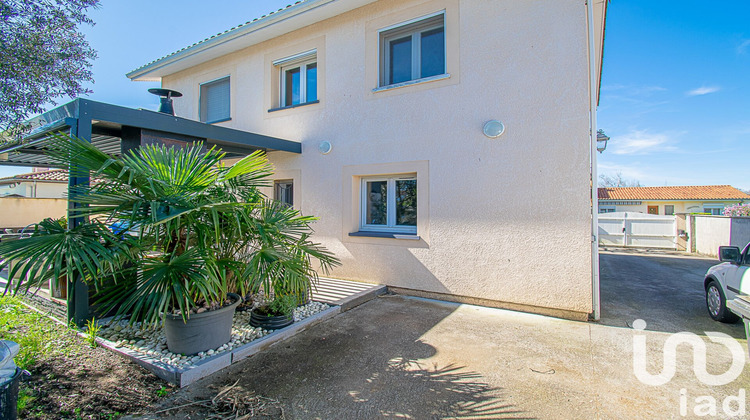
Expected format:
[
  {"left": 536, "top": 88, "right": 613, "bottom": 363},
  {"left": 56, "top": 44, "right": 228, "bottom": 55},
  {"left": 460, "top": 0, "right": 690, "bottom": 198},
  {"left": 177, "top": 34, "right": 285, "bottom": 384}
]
[{"left": 0, "top": 0, "right": 99, "bottom": 136}]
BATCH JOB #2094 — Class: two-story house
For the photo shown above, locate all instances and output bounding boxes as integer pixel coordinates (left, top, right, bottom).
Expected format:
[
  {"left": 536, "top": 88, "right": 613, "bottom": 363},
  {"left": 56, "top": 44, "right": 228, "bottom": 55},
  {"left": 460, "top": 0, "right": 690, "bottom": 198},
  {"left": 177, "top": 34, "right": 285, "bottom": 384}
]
[{"left": 128, "top": 0, "right": 608, "bottom": 321}]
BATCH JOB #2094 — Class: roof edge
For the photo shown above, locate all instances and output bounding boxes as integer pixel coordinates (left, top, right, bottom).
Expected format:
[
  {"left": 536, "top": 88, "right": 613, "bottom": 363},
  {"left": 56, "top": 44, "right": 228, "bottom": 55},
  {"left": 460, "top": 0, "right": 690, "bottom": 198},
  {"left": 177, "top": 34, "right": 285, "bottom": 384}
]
[{"left": 127, "top": 0, "right": 349, "bottom": 81}]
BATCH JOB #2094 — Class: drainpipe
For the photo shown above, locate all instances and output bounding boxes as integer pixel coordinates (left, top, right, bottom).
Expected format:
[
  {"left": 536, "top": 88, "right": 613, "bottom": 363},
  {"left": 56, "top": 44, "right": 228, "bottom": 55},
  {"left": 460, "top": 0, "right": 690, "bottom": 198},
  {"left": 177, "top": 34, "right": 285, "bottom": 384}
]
[{"left": 586, "top": 0, "right": 600, "bottom": 320}]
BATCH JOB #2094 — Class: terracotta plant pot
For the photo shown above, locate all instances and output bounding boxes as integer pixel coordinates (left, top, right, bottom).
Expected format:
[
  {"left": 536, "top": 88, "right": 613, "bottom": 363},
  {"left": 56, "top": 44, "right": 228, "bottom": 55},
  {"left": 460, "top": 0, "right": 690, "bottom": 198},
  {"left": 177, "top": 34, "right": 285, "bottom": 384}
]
[{"left": 163, "top": 293, "right": 241, "bottom": 355}]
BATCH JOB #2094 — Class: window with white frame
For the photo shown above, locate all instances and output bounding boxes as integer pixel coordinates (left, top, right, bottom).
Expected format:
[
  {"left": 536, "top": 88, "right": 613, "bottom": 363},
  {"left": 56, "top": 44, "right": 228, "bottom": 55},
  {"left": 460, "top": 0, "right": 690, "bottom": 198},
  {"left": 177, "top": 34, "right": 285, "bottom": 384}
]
[
  {"left": 379, "top": 13, "right": 445, "bottom": 87},
  {"left": 599, "top": 206, "right": 616, "bottom": 214},
  {"left": 200, "top": 76, "right": 230, "bottom": 123},
  {"left": 361, "top": 175, "right": 417, "bottom": 233},
  {"left": 274, "top": 50, "right": 317, "bottom": 107},
  {"left": 703, "top": 205, "right": 724, "bottom": 215}
]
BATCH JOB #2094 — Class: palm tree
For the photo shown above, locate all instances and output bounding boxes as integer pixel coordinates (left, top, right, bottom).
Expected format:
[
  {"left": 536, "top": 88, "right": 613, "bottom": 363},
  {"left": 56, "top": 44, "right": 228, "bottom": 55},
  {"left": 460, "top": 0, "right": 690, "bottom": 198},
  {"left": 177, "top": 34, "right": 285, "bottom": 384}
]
[{"left": 0, "top": 135, "right": 339, "bottom": 325}]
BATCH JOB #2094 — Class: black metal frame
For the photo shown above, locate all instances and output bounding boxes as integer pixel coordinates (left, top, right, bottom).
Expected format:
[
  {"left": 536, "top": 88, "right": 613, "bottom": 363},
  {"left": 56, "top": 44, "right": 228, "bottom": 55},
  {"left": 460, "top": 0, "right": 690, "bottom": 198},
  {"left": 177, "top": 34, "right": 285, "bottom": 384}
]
[{"left": 0, "top": 98, "right": 301, "bottom": 325}]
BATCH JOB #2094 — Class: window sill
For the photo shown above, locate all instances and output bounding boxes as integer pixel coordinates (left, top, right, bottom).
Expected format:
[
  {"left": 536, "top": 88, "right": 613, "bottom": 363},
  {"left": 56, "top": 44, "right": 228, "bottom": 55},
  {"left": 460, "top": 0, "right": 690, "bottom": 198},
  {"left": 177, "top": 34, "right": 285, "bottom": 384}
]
[
  {"left": 204, "top": 117, "right": 231, "bottom": 124},
  {"left": 268, "top": 100, "right": 320, "bottom": 113},
  {"left": 373, "top": 74, "right": 451, "bottom": 93},
  {"left": 349, "top": 231, "right": 420, "bottom": 240}
]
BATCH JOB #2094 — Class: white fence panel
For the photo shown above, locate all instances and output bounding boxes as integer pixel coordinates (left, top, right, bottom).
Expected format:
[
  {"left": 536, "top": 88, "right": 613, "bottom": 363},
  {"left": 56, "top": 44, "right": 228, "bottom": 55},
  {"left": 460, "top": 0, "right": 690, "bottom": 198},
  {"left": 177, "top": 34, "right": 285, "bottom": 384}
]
[{"left": 598, "top": 212, "right": 677, "bottom": 249}]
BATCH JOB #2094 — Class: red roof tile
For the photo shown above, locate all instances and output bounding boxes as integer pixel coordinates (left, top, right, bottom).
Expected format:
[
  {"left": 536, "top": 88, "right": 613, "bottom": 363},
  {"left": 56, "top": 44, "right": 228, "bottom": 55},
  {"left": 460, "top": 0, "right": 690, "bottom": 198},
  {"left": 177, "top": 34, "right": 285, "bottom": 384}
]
[
  {"left": 598, "top": 185, "right": 750, "bottom": 201},
  {"left": 0, "top": 169, "right": 69, "bottom": 183}
]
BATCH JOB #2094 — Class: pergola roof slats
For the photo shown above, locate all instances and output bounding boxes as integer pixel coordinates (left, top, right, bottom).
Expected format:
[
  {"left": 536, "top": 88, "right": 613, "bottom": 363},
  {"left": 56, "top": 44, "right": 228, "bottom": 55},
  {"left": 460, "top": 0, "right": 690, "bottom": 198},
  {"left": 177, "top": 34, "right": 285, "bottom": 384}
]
[{"left": 0, "top": 98, "right": 300, "bottom": 168}]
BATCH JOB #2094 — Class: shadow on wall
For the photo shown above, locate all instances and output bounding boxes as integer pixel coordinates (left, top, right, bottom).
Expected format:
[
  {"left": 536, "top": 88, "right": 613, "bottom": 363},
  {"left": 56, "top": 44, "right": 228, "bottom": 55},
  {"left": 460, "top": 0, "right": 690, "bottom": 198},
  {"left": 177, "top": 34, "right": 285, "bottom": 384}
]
[
  {"left": 337, "top": 240, "right": 452, "bottom": 295},
  {"left": 157, "top": 296, "right": 534, "bottom": 419}
]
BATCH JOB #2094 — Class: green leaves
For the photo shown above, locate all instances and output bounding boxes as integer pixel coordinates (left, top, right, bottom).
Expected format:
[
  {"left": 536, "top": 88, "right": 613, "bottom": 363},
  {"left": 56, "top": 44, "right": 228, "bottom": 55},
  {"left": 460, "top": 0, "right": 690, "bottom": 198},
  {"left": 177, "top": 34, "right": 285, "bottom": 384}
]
[
  {"left": 0, "top": 134, "right": 341, "bottom": 326},
  {"left": 0, "top": 218, "right": 122, "bottom": 294},
  {"left": 0, "top": 0, "right": 99, "bottom": 134}
]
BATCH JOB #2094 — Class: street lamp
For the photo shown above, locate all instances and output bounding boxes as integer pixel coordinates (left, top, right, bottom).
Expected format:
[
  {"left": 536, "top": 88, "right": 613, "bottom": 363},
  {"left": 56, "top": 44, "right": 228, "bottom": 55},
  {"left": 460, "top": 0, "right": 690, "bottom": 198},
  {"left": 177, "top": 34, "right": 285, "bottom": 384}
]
[{"left": 596, "top": 129, "right": 610, "bottom": 153}]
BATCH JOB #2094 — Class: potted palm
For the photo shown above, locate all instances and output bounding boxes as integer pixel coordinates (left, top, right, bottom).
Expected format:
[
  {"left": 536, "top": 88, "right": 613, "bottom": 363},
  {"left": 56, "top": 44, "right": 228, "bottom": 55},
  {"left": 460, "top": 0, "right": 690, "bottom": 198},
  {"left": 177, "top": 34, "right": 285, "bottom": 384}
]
[{"left": 0, "top": 135, "right": 338, "bottom": 355}]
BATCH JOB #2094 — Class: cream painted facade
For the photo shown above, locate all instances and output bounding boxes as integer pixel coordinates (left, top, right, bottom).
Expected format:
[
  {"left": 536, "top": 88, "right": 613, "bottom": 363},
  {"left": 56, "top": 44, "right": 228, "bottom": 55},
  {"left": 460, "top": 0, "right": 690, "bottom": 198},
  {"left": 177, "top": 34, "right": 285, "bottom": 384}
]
[
  {"left": 0, "top": 198, "right": 68, "bottom": 229},
  {"left": 135, "top": 0, "right": 605, "bottom": 320}
]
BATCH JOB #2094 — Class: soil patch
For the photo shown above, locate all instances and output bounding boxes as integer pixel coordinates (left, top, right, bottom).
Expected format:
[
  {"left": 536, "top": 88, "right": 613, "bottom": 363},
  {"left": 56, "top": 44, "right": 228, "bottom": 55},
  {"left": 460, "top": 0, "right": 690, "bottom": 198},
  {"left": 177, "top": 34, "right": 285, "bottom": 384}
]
[{"left": 1, "top": 296, "right": 171, "bottom": 419}]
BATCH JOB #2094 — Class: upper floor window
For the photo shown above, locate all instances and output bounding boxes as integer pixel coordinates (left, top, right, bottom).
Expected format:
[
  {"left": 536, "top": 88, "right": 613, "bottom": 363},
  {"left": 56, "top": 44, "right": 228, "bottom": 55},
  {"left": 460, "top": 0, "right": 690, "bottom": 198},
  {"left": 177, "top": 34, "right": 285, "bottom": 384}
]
[
  {"left": 379, "top": 13, "right": 445, "bottom": 87},
  {"left": 274, "top": 50, "right": 317, "bottom": 108},
  {"left": 200, "top": 76, "right": 230, "bottom": 123}
]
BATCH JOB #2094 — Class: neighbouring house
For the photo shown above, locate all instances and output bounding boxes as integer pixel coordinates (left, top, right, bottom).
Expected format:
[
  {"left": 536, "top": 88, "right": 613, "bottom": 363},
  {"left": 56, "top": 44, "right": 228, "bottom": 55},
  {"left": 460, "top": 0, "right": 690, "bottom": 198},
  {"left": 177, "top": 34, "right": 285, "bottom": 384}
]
[
  {"left": 128, "top": 0, "right": 606, "bottom": 320},
  {"left": 598, "top": 185, "right": 750, "bottom": 216},
  {"left": 0, "top": 169, "right": 69, "bottom": 230},
  {"left": 0, "top": 168, "right": 68, "bottom": 198}
]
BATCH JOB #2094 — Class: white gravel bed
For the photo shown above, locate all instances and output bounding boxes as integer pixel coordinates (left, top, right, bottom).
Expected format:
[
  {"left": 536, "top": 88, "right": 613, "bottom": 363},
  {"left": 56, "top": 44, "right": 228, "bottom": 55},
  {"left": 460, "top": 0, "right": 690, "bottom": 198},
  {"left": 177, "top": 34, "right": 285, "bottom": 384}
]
[{"left": 97, "top": 301, "right": 330, "bottom": 368}]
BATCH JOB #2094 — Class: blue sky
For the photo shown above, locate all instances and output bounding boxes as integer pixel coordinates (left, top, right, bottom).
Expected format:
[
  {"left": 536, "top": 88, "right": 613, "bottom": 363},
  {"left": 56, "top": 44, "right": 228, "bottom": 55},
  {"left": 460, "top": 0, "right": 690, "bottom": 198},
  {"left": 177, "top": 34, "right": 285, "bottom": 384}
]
[
  {"left": 2, "top": 1, "right": 749, "bottom": 190},
  {"left": 598, "top": 1, "right": 750, "bottom": 190}
]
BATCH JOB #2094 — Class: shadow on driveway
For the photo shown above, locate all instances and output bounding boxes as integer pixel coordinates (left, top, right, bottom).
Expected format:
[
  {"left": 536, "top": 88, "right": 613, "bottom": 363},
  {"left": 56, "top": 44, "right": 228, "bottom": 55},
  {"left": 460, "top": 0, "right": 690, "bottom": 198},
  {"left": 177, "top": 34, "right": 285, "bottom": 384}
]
[{"left": 153, "top": 296, "right": 533, "bottom": 419}]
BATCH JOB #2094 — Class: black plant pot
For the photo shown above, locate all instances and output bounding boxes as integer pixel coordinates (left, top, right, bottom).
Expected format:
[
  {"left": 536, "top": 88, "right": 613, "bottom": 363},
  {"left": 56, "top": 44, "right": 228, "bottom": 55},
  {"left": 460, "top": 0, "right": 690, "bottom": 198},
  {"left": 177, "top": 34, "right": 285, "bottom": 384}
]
[
  {"left": 249, "top": 310, "right": 293, "bottom": 330},
  {"left": 163, "top": 293, "right": 241, "bottom": 356}
]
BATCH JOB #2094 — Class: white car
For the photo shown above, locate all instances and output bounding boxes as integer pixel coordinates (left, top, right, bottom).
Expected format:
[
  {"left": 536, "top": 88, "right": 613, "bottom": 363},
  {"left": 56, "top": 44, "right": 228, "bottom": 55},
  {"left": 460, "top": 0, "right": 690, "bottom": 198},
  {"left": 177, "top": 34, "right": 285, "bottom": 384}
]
[{"left": 704, "top": 243, "right": 750, "bottom": 323}]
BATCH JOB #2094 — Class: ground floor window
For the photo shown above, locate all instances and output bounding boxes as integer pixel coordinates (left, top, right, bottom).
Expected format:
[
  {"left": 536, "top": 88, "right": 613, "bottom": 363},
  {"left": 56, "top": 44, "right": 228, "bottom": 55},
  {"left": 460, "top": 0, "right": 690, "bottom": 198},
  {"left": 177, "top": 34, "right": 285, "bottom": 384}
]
[
  {"left": 274, "top": 180, "right": 293, "bottom": 207},
  {"left": 703, "top": 205, "right": 724, "bottom": 215},
  {"left": 361, "top": 175, "right": 417, "bottom": 233},
  {"left": 599, "top": 206, "right": 616, "bottom": 214}
]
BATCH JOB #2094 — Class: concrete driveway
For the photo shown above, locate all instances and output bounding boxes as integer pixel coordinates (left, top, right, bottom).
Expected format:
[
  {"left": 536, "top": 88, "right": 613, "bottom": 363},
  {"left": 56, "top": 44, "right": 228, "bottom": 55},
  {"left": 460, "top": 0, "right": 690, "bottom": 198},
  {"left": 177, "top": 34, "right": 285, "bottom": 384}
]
[
  {"left": 149, "top": 292, "right": 750, "bottom": 419},
  {"left": 599, "top": 248, "right": 746, "bottom": 339}
]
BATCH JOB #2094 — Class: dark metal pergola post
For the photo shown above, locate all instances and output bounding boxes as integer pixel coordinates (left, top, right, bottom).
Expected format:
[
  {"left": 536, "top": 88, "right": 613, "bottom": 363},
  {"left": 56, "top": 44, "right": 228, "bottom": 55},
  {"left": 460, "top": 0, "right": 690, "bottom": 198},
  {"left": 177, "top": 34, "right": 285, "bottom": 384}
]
[{"left": 66, "top": 111, "right": 92, "bottom": 326}]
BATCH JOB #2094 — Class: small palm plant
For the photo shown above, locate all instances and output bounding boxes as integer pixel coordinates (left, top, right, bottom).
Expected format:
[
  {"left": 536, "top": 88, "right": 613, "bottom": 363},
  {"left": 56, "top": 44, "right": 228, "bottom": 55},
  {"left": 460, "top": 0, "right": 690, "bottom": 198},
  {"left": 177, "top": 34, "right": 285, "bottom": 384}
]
[{"left": 0, "top": 135, "right": 338, "bottom": 328}]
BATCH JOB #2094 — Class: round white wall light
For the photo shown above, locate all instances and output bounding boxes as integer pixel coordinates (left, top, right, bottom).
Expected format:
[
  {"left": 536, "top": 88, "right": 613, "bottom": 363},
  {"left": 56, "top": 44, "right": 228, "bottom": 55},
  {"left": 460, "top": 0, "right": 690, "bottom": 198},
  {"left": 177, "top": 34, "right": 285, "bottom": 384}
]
[
  {"left": 483, "top": 120, "right": 505, "bottom": 138},
  {"left": 318, "top": 141, "right": 332, "bottom": 154}
]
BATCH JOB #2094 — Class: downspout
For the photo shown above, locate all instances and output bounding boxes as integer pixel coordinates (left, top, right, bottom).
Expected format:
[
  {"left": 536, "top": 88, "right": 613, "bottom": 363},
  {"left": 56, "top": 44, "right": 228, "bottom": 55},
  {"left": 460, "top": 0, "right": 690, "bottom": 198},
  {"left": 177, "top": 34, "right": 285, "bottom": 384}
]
[{"left": 586, "top": 0, "right": 600, "bottom": 320}]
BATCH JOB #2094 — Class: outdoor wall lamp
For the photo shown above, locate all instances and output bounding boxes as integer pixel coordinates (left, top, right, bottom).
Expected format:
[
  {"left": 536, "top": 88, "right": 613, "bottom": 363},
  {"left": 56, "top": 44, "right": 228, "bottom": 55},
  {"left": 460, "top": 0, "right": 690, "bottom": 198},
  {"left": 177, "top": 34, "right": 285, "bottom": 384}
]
[
  {"left": 318, "top": 141, "right": 332, "bottom": 155},
  {"left": 596, "top": 129, "right": 610, "bottom": 153},
  {"left": 483, "top": 120, "right": 505, "bottom": 138}
]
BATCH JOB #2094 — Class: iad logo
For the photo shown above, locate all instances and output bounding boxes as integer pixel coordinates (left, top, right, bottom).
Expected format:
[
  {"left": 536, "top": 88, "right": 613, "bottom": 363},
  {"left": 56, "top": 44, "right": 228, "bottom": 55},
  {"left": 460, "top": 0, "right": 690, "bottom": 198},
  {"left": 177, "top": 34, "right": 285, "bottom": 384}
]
[{"left": 631, "top": 319, "right": 746, "bottom": 387}]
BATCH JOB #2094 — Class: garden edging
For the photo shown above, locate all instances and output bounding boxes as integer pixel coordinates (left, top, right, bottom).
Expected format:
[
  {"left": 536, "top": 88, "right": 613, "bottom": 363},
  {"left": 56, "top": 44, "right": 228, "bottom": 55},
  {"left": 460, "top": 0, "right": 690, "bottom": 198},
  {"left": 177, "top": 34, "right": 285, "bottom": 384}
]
[{"left": 95, "top": 304, "right": 340, "bottom": 387}]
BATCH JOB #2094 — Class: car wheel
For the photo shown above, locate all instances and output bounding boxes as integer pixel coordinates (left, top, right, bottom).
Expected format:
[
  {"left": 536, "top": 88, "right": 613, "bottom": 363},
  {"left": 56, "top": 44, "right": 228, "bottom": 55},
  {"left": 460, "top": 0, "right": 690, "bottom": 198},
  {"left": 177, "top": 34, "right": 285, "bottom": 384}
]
[{"left": 706, "top": 280, "right": 740, "bottom": 323}]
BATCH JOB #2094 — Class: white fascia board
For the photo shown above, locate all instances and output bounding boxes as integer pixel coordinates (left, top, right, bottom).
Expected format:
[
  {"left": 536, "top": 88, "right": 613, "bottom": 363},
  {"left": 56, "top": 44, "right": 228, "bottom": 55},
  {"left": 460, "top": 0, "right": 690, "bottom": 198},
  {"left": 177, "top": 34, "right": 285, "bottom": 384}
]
[{"left": 128, "top": 0, "right": 378, "bottom": 82}]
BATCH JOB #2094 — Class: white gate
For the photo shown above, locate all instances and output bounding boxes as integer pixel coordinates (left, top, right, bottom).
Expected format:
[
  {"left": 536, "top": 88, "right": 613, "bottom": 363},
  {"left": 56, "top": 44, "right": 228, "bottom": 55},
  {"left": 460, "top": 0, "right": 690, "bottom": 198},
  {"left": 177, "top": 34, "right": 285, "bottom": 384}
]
[{"left": 598, "top": 212, "right": 677, "bottom": 249}]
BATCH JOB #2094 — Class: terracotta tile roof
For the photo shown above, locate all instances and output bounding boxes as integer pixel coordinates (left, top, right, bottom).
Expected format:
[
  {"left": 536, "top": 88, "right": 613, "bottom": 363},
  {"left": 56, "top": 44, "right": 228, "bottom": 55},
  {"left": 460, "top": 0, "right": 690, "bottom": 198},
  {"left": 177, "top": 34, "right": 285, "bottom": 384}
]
[
  {"left": 0, "top": 169, "right": 69, "bottom": 183},
  {"left": 129, "top": 1, "right": 307, "bottom": 75},
  {"left": 598, "top": 185, "right": 750, "bottom": 201}
]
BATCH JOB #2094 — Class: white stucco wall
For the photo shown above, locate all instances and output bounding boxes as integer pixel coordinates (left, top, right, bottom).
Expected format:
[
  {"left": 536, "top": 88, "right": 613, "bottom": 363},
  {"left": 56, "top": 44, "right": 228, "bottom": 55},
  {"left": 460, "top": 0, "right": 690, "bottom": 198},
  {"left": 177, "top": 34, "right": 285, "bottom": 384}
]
[
  {"left": 694, "top": 216, "right": 731, "bottom": 257},
  {"left": 161, "top": 0, "right": 594, "bottom": 318},
  {"left": 730, "top": 218, "right": 750, "bottom": 249}
]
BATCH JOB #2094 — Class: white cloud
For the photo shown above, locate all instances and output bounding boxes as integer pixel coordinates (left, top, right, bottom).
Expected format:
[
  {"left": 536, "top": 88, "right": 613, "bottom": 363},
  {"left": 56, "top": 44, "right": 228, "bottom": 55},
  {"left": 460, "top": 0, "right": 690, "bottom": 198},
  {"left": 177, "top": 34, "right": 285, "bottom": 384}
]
[
  {"left": 610, "top": 130, "right": 678, "bottom": 155},
  {"left": 686, "top": 86, "right": 721, "bottom": 96},
  {"left": 738, "top": 39, "right": 750, "bottom": 55},
  {"left": 597, "top": 163, "right": 650, "bottom": 182}
]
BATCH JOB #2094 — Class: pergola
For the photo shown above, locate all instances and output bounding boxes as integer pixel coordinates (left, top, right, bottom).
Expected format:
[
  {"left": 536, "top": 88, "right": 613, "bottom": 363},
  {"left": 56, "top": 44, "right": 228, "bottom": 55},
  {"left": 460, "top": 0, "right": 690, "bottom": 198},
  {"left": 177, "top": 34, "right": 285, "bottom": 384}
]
[{"left": 0, "top": 98, "right": 301, "bottom": 324}]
